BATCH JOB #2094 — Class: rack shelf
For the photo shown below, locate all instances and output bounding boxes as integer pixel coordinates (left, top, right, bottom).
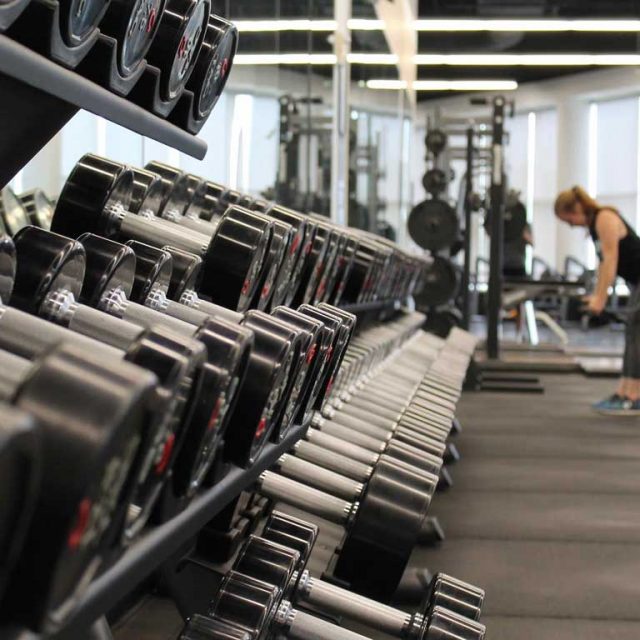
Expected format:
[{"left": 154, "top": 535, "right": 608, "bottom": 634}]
[{"left": 0, "top": 35, "right": 207, "bottom": 187}]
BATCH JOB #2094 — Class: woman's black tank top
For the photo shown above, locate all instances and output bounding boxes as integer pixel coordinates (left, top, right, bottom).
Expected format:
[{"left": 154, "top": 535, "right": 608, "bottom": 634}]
[{"left": 589, "top": 209, "right": 640, "bottom": 285}]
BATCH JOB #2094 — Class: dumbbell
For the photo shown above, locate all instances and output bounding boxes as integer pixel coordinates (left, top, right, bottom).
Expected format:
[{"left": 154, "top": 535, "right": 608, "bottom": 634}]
[
  {"left": 203, "top": 569, "right": 484, "bottom": 640},
  {"left": 99, "top": 0, "right": 166, "bottom": 79},
  {"left": 0, "top": 343, "right": 157, "bottom": 632},
  {"left": 184, "top": 14, "right": 237, "bottom": 126},
  {"left": 0, "top": 185, "right": 29, "bottom": 236},
  {"left": 17, "top": 188, "right": 54, "bottom": 229},
  {"left": 139, "top": 163, "right": 296, "bottom": 312},
  {"left": 116, "top": 240, "right": 315, "bottom": 453},
  {"left": 57, "top": 0, "right": 112, "bottom": 48},
  {"left": 51, "top": 154, "right": 273, "bottom": 313},
  {"left": 145, "top": 0, "right": 210, "bottom": 102},
  {"left": 0, "top": 232, "right": 208, "bottom": 539},
  {"left": 252, "top": 445, "right": 438, "bottom": 601},
  {"left": 238, "top": 511, "right": 484, "bottom": 626},
  {"left": 0, "top": 404, "right": 40, "bottom": 605}
]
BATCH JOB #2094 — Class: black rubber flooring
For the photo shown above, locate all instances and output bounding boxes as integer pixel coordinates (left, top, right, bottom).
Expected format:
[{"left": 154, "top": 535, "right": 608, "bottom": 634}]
[{"left": 411, "top": 374, "right": 640, "bottom": 639}]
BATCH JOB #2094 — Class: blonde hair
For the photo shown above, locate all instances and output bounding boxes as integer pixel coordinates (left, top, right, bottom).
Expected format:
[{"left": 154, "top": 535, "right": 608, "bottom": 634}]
[{"left": 554, "top": 186, "right": 614, "bottom": 223}]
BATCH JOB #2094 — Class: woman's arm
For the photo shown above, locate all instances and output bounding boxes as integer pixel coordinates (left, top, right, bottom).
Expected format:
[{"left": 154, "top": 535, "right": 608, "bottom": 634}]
[{"left": 590, "top": 210, "right": 623, "bottom": 312}]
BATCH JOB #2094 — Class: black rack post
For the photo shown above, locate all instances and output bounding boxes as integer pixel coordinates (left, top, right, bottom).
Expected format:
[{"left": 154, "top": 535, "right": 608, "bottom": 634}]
[
  {"left": 461, "top": 126, "right": 474, "bottom": 330},
  {"left": 487, "top": 96, "right": 506, "bottom": 359}
]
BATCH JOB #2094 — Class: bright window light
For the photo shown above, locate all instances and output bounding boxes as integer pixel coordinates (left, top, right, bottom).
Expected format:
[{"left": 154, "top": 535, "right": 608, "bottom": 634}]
[
  {"left": 366, "top": 79, "right": 518, "bottom": 91},
  {"left": 347, "top": 53, "right": 399, "bottom": 65},
  {"left": 415, "top": 53, "right": 640, "bottom": 66},
  {"left": 234, "top": 19, "right": 337, "bottom": 32},
  {"left": 636, "top": 97, "right": 640, "bottom": 233},
  {"left": 9, "top": 170, "right": 23, "bottom": 194},
  {"left": 525, "top": 112, "right": 536, "bottom": 273},
  {"left": 587, "top": 102, "right": 598, "bottom": 269},
  {"left": 96, "top": 117, "right": 107, "bottom": 156},
  {"left": 229, "top": 95, "right": 254, "bottom": 192}
]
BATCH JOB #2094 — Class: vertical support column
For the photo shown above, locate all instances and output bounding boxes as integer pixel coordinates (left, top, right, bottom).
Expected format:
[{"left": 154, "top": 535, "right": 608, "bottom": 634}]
[
  {"left": 555, "top": 98, "right": 591, "bottom": 268},
  {"left": 462, "top": 126, "right": 474, "bottom": 330},
  {"left": 487, "top": 96, "right": 506, "bottom": 360},
  {"left": 330, "top": 0, "right": 351, "bottom": 226}
]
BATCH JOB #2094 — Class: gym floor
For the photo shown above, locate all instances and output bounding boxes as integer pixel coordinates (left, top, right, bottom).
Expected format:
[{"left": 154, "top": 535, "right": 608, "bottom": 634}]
[{"left": 415, "top": 373, "right": 640, "bottom": 639}]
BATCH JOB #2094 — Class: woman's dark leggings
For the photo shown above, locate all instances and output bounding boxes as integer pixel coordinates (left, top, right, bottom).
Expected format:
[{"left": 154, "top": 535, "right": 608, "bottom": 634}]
[{"left": 623, "top": 284, "right": 640, "bottom": 378}]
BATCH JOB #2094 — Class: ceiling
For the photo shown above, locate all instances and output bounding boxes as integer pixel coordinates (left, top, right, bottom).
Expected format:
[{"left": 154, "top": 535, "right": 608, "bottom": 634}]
[{"left": 214, "top": 1, "right": 640, "bottom": 99}]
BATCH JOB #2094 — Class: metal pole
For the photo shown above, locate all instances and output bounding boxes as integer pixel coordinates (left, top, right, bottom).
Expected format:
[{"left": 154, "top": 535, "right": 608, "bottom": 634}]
[
  {"left": 487, "top": 97, "right": 506, "bottom": 359},
  {"left": 462, "top": 126, "right": 474, "bottom": 330},
  {"left": 330, "top": 0, "right": 351, "bottom": 225}
]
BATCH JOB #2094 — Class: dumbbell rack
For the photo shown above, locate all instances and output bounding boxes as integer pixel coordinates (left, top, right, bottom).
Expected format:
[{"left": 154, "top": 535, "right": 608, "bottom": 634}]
[
  {"left": 0, "top": 35, "right": 207, "bottom": 188},
  {"left": 0, "top": 23, "right": 423, "bottom": 639}
]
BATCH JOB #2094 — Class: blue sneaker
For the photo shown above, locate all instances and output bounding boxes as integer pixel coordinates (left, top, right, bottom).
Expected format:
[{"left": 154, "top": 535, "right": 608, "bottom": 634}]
[{"left": 592, "top": 394, "right": 640, "bottom": 415}]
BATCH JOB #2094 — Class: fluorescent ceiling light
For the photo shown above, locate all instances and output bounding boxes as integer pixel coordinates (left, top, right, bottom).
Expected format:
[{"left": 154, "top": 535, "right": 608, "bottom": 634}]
[
  {"left": 235, "top": 52, "right": 640, "bottom": 67},
  {"left": 414, "top": 19, "right": 640, "bottom": 32},
  {"left": 234, "top": 53, "right": 397, "bottom": 65},
  {"left": 234, "top": 19, "right": 384, "bottom": 32},
  {"left": 234, "top": 53, "right": 337, "bottom": 65},
  {"left": 414, "top": 53, "right": 640, "bottom": 66},
  {"left": 347, "top": 53, "right": 399, "bottom": 65},
  {"left": 366, "top": 79, "right": 518, "bottom": 91},
  {"left": 234, "top": 19, "right": 337, "bottom": 32}
]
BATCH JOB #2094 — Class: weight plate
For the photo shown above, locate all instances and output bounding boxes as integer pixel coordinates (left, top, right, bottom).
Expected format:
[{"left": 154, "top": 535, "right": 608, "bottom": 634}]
[
  {"left": 147, "top": 0, "right": 210, "bottom": 101},
  {"left": 417, "top": 256, "right": 460, "bottom": 307},
  {"left": 6, "top": 343, "right": 156, "bottom": 630},
  {"left": 234, "top": 535, "right": 300, "bottom": 596},
  {"left": 408, "top": 199, "right": 459, "bottom": 253},
  {"left": 180, "top": 615, "right": 253, "bottom": 640},
  {"left": 11, "top": 226, "right": 85, "bottom": 315},
  {"left": 224, "top": 314, "right": 295, "bottom": 467},
  {"left": 271, "top": 307, "right": 324, "bottom": 425},
  {"left": 253, "top": 314, "right": 307, "bottom": 442},
  {"left": 202, "top": 207, "right": 272, "bottom": 312},
  {"left": 188, "top": 14, "right": 238, "bottom": 122},
  {"left": 100, "top": 0, "right": 166, "bottom": 77},
  {"left": 209, "top": 571, "right": 279, "bottom": 638},
  {"left": 52, "top": 154, "right": 135, "bottom": 239},
  {"left": 252, "top": 220, "right": 292, "bottom": 311},
  {"left": 0, "top": 233, "right": 16, "bottom": 303},
  {"left": 423, "top": 306, "right": 463, "bottom": 338},
  {"left": 422, "top": 168, "right": 448, "bottom": 197},
  {"left": 263, "top": 510, "right": 317, "bottom": 559},
  {"left": 0, "top": 187, "right": 29, "bottom": 236},
  {"left": 17, "top": 189, "right": 54, "bottom": 230},
  {"left": 425, "top": 129, "right": 447, "bottom": 156},
  {"left": 164, "top": 245, "right": 203, "bottom": 299},
  {"left": 129, "top": 168, "right": 171, "bottom": 216},
  {"left": 0, "top": 404, "right": 41, "bottom": 604},
  {"left": 58, "top": 0, "right": 112, "bottom": 47},
  {"left": 125, "top": 240, "right": 172, "bottom": 301}
]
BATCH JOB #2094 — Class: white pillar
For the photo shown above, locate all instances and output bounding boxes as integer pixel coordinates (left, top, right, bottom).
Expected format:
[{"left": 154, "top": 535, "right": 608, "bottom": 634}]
[
  {"left": 555, "top": 97, "right": 592, "bottom": 270},
  {"left": 330, "top": 0, "right": 351, "bottom": 226}
]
